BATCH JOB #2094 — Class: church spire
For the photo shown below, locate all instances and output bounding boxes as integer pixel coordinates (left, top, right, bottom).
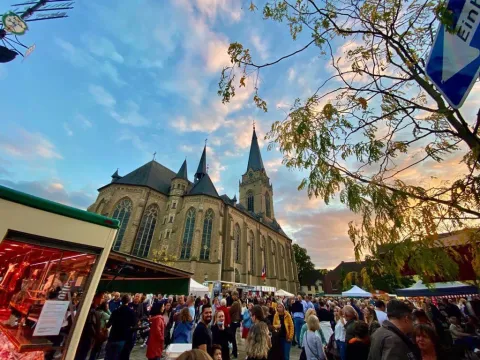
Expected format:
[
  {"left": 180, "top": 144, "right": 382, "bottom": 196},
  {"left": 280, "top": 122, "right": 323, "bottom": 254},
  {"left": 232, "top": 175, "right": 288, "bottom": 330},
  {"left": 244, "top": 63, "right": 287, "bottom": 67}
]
[
  {"left": 247, "top": 128, "right": 265, "bottom": 172},
  {"left": 195, "top": 145, "right": 207, "bottom": 183},
  {"left": 175, "top": 159, "right": 188, "bottom": 181},
  {"left": 111, "top": 169, "right": 121, "bottom": 183}
]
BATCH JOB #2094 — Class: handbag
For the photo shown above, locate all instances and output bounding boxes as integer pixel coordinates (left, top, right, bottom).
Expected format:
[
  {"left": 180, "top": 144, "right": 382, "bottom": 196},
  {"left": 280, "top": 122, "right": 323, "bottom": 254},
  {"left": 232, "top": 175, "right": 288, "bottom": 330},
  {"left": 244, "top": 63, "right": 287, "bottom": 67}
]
[{"left": 299, "top": 347, "right": 307, "bottom": 360}]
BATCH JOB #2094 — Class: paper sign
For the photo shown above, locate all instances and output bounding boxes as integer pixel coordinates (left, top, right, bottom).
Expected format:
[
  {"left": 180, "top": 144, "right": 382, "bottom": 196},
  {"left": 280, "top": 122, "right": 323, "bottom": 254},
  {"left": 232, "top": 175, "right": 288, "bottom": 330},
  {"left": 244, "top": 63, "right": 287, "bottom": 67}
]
[{"left": 33, "top": 300, "right": 69, "bottom": 336}]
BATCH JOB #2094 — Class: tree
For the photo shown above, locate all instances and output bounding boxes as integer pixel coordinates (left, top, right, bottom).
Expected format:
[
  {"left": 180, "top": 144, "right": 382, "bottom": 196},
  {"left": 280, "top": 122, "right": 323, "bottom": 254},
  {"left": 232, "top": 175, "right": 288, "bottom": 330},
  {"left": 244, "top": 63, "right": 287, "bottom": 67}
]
[
  {"left": 218, "top": 0, "right": 480, "bottom": 283},
  {"left": 292, "top": 243, "right": 315, "bottom": 283}
]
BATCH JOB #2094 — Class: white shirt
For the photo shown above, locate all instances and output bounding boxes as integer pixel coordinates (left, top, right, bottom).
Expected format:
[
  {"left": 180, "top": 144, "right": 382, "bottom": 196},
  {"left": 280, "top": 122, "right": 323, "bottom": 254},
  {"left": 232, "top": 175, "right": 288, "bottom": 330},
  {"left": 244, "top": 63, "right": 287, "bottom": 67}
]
[
  {"left": 334, "top": 320, "right": 346, "bottom": 341},
  {"left": 375, "top": 309, "right": 388, "bottom": 325}
]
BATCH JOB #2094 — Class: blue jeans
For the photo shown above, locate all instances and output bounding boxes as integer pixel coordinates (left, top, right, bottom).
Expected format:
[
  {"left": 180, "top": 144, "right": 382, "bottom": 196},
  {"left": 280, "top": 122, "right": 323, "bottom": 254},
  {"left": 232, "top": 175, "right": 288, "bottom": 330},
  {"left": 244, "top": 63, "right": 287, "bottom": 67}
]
[
  {"left": 336, "top": 340, "right": 346, "bottom": 360},
  {"left": 293, "top": 317, "right": 304, "bottom": 346},
  {"left": 280, "top": 338, "right": 291, "bottom": 360},
  {"left": 105, "top": 341, "right": 125, "bottom": 360}
]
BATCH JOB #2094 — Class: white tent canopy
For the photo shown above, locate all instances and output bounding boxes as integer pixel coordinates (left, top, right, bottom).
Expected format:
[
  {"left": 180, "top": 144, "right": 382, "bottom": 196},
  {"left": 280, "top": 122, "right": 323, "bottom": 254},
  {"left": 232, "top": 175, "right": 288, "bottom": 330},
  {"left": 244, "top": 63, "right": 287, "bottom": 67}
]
[
  {"left": 275, "top": 289, "right": 294, "bottom": 297},
  {"left": 189, "top": 278, "right": 209, "bottom": 296},
  {"left": 342, "top": 285, "right": 371, "bottom": 298}
]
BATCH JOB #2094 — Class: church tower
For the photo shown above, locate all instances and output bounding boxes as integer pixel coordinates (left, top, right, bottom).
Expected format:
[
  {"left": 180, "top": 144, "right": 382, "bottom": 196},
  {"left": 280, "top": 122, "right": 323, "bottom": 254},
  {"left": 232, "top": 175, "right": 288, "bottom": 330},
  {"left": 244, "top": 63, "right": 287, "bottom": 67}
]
[{"left": 239, "top": 127, "right": 274, "bottom": 220}]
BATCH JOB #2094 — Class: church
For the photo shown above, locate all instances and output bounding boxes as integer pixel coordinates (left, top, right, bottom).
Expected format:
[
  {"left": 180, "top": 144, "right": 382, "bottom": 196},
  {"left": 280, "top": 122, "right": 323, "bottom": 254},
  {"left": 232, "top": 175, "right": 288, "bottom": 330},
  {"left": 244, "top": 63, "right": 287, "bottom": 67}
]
[{"left": 87, "top": 128, "right": 299, "bottom": 293}]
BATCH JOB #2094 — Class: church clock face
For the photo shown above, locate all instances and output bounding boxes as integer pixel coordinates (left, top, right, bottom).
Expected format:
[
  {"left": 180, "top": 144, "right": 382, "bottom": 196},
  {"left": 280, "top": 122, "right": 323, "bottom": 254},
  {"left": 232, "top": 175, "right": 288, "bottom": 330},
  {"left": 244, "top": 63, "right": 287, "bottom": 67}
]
[{"left": 2, "top": 12, "right": 28, "bottom": 35}]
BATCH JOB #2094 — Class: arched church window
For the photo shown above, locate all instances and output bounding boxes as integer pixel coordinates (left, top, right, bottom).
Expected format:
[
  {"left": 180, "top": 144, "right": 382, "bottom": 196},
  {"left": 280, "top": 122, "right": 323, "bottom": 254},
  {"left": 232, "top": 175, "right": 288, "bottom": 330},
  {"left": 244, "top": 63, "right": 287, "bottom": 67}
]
[
  {"left": 234, "top": 224, "right": 241, "bottom": 263},
  {"left": 200, "top": 209, "right": 214, "bottom": 260},
  {"left": 265, "top": 192, "right": 271, "bottom": 217},
  {"left": 250, "top": 231, "right": 255, "bottom": 274},
  {"left": 96, "top": 199, "right": 106, "bottom": 214},
  {"left": 262, "top": 236, "right": 267, "bottom": 273},
  {"left": 247, "top": 191, "right": 254, "bottom": 212},
  {"left": 180, "top": 208, "right": 196, "bottom": 259},
  {"left": 111, "top": 198, "right": 132, "bottom": 251},
  {"left": 132, "top": 205, "right": 159, "bottom": 257}
]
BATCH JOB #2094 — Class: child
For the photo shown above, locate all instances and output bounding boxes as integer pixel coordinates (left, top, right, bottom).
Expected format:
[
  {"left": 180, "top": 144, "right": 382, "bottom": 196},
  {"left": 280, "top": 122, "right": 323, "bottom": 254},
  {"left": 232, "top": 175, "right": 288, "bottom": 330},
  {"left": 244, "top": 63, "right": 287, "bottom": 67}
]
[{"left": 212, "top": 344, "right": 223, "bottom": 360}]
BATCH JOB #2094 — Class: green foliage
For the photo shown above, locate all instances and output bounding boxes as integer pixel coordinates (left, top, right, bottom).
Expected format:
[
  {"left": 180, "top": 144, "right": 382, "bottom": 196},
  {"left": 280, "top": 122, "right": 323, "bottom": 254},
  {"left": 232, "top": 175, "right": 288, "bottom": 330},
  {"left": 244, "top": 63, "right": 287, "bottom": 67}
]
[
  {"left": 292, "top": 243, "right": 315, "bottom": 283},
  {"left": 218, "top": 0, "right": 480, "bottom": 284}
]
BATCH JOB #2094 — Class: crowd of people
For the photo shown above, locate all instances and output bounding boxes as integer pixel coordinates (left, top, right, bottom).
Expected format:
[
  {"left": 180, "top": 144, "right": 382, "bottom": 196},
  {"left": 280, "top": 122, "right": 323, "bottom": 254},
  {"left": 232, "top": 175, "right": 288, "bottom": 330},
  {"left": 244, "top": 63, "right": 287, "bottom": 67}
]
[{"left": 74, "top": 290, "right": 480, "bottom": 360}]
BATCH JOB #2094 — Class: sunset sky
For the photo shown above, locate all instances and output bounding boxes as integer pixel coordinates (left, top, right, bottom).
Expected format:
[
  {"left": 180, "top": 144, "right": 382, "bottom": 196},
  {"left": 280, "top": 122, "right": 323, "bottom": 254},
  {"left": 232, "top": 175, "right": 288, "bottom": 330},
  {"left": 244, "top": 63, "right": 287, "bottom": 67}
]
[{"left": 1, "top": 0, "right": 478, "bottom": 269}]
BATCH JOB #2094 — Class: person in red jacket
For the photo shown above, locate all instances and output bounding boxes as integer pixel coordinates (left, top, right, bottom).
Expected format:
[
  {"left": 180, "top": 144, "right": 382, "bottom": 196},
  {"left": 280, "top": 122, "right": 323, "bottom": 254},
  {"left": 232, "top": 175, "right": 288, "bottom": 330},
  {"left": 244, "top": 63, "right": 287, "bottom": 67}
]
[
  {"left": 216, "top": 298, "right": 231, "bottom": 327},
  {"left": 147, "top": 302, "right": 165, "bottom": 360}
]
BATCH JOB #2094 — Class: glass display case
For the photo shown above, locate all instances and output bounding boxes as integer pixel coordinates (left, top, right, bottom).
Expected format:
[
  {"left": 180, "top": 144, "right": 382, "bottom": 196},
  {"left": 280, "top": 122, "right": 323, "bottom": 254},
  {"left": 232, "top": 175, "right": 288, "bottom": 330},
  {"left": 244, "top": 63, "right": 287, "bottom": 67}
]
[{"left": 0, "top": 236, "right": 97, "bottom": 356}]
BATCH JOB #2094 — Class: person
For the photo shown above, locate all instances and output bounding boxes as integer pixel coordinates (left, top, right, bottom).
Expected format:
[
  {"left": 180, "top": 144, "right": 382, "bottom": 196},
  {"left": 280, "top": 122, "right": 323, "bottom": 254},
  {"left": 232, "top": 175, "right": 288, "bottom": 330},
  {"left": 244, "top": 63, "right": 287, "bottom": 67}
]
[
  {"left": 291, "top": 295, "right": 305, "bottom": 348},
  {"left": 187, "top": 295, "right": 196, "bottom": 320},
  {"left": 109, "top": 292, "right": 122, "bottom": 313},
  {"left": 177, "top": 349, "right": 214, "bottom": 360},
  {"left": 251, "top": 304, "right": 265, "bottom": 324},
  {"left": 212, "top": 344, "right": 223, "bottom": 360},
  {"left": 449, "top": 316, "right": 480, "bottom": 352},
  {"left": 346, "top": 321, "right": 370, "bottom": 360},
  {"left": 300, "top": 309, "right": 318, "bottom": 346},
  {"left": 89, "top": 301, "right": 111, "bottom": 360},
  {"left": 173, "top": 307, "right": 194, "bottom": 343},
  {"left": 343, "top": 305, "right": 358, "bottom": 344},
  {"left": 211, "top": 310, "right": 231, "bottom": 360},
  {"left": 368, "top": 299, "right": 420, "bottom": 360},
  {"left": 193, "top": 303, "right": 213, "bottom": 355},
  {"left": 444, "top": 299, "right": 463, "bottom": 323},
  {"left": 163, "top": 302, "right": 172, "bottom": 326},
  {"left": 316, "top": 300, "right": 334, "bottom": 342},
  {"left": 105, "top": 294, "right": 136, "bottom": 360},
  {"left": 302, "top": 315, "right": 326, "bottom": 360},
  {"left": 146, "top": 302, "right": 165, "bottom": 360},
  {"left": 364, "top": 307, "right": 380, "bottom": 336},
  {"left": 374, "top": 300, "right": 387, "bottom": 326},
  {"left": 273, "top": 302, "right": 294, "bottom": 360},
  {"left": 217, "top": 298, "right": 231, "bottom": 327},
  {"left": 334, "top": 307, "right": 346, "bottom": 360},
  {"left": 173, "top": 295, "right": 188, "bottom": 324},
  {"left": 230, "top": 293, "right": 242, "bottom": 359},
  {"left": 243, "top": 303, "right": 254, "bottom": 339},
  {"left": 246, "top": 321, "right": 271, "bottom": 360},
  {"left": 75, "top": 292, "right": 105, "bottom": 360},
  {"left": 351, "top": 299, "right": 364, "bottom": 321}
]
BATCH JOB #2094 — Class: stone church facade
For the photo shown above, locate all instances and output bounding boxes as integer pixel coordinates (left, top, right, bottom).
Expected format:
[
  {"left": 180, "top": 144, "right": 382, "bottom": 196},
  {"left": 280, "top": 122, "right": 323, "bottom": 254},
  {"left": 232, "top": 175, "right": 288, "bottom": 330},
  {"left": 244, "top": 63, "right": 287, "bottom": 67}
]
[{"left": 88, "top": 129, "right": 299, "bottom": 292}]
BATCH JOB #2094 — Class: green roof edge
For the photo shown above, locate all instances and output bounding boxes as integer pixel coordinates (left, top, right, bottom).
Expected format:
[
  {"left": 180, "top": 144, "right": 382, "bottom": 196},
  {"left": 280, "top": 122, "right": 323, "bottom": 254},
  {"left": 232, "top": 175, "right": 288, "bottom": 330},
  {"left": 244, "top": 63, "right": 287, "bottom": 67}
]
[{"left": 0, "top": 185, "right": 119, "bottom": 230}]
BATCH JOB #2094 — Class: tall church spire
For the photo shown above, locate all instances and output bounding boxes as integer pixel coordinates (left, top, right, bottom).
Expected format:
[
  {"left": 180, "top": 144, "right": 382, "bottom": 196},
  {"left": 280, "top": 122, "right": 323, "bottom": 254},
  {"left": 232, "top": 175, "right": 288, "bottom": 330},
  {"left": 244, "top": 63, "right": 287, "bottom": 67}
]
[
  {"left": 195, "top": 145, "right": 207, "bottom": 183},
  {"left": 247, "top": 128, "right": 265, "bottom": 172}
]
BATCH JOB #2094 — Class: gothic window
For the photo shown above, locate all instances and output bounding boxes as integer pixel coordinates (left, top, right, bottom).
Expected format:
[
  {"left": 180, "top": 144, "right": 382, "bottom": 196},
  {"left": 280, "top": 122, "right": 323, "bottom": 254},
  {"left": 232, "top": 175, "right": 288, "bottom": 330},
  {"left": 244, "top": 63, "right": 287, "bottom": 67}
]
[
  {"left": 172, "top": 202, "right": 177, "bottom": 209},
  {"left": 200, "top": 209, "right": 214, "bottom": 260},
  {"left": 265, "top": 192, "right": 271, "bottom": 217},
  {"left": 250, "top": 231, "right": 255, "bottom": 274},
  {"left": 234, "top": 224, "right": 241, "bottom": 263},
  {"left": 111, "top": 198, "right": 132, "bottom": 251},
  {"left": 96, "top": 199, "right": 106, "bottom": 214},
  {"left": 132, "top": 205, "right": 158, "bottom": 257},
  {"left": 262, "top": 236, "right": 267, "bottom": 273},
  {"left": 247, "top": 191, "right": 254, "bottom": 212},
  {"left": 180, "top": 208, "right": 196, "bottom": 259}
]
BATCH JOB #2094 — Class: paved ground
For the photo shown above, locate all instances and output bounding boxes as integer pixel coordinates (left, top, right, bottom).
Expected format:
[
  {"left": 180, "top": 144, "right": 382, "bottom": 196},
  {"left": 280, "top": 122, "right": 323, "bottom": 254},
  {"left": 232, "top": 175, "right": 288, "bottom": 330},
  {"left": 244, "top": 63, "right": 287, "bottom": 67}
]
[{"left": 130, "top": 337, "right": 302, "bottom": 360}]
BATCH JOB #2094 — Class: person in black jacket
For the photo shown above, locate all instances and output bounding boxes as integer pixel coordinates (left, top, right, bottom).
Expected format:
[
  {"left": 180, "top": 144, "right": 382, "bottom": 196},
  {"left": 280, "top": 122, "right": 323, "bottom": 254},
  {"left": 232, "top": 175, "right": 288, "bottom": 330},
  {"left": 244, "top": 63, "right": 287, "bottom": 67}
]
[
  {"left": 346, "top": 321, "right": 370, "bottom": 360},
  {"left": 105, "top": 294, "right": 136, "bottom": 360}
]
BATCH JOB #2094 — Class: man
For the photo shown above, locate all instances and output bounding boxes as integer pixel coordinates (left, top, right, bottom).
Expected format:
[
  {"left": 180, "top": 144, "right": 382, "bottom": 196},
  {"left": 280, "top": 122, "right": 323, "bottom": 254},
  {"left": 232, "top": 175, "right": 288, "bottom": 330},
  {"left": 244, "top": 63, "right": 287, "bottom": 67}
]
[
  {"left": 344, "top": 305, "right": 357, "bottom": 344},
  {"left": 374, "top": 300, "right": 388, "bottom": 326},
  {"left": 109, "top": 292, "right": 122, "bottom": 313},
  {"left": 226, "top": 291, "right": 234, "bottom": 307},
  {"left": 291, "top": 295, "right": 305, "bottom": 348},
  {"left": 368, "top": 299, "right": 420, "bottom": 360},
  {"left": 351, "top": 298, "right": 364, "bottom": 321},
  {"left": 173, "top": 295, "right": 187, "bottom": 324},
  {"left": 105, "top": 294, "right": 136, "bottom": 360},
  {"left": 192, "top": 303, "right": 213, "bottom": 355},
  {"left": 187, "top": 295, "right": 196, "bottom": 320},
  {"left": 305, "top": 296, "right": 314, "bottom": 311},
  {"left": 229, "top": 291, "right": 242, "bottom": 359}
]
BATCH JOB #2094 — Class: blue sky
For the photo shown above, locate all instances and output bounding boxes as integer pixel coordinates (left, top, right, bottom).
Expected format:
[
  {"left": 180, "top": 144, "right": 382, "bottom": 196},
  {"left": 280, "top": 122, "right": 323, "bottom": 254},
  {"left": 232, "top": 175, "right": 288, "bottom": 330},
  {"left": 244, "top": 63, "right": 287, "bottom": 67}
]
[{"left": 2, "top": 0, "right": 477, "bottom": 269}]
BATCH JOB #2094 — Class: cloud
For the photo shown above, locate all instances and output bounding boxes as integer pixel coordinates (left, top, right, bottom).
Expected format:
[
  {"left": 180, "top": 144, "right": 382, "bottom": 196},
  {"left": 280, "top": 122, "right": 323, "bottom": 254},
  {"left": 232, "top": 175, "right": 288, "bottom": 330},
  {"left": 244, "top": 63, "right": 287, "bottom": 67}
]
[
  {"left": 192, "top": 0, "right": 242, "bottom": 22},
  {"left": 287, "top": 67, "right": 295, "bottom": 82},
  {"left": 251, "top": 34, "right": 268, "bottom": 60},
  {"left": 76, "top": 114, "right": 92, "bottom": 129},
  {"left": 82, "top": 35, "right": 124, "bottom": 63},
  {"left": 110, "top": 101, "right": 150, "bottom": 127},
  {"left": 205, "top": 38, "right": 231, "bottom": 73},
  {"left": 0, "top": 129, "right": 62, "bottom": 160},
  {"left": 0, "top": 179, "right": 94, "bottom": 209},
  {"left": 89, "top": 84, "right": 116, "bottom": 108},
  {"left": 63, "top": 123, "right": 73, "bottom": 137}
]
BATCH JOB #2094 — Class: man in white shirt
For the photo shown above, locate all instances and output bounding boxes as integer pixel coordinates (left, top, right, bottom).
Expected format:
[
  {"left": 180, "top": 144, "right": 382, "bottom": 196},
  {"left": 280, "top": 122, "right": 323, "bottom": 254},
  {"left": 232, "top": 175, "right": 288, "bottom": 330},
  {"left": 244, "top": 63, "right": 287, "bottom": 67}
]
[{"left": 374, "top": 300, "right": 388, "bottom": 325}]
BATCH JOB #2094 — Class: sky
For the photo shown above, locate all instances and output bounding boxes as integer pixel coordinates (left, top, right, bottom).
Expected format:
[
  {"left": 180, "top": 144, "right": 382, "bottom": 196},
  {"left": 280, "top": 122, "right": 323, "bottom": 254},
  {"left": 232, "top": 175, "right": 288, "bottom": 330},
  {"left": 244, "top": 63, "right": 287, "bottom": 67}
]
[{"left": 1, "top": 0, "right": 479, "bottom": 269}]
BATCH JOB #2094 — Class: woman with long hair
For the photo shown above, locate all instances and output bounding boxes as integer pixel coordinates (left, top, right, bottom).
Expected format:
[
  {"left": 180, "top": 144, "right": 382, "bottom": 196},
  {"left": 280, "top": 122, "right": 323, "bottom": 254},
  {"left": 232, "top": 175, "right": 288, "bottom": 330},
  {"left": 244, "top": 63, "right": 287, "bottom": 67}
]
[
  {"left": 211, "top": 310, "right": 231, "bottom": 360},
  {"left": 334, "top": 307, "right": 346, "bottom": 360},
  {"left": 246, "top": 321, "right": 271, "bottom": 360},
  {"left": 173, "top": 307, "right": 194, "bottom": 343},
  {"left": 146, "top": 302, "right": 165, "bottom": 360},
  {"left": 364, "top": 306, "right": 380, "bottom": 336},
  {"left": 273, "top": 303, "right": 294, "bottom": 360}
]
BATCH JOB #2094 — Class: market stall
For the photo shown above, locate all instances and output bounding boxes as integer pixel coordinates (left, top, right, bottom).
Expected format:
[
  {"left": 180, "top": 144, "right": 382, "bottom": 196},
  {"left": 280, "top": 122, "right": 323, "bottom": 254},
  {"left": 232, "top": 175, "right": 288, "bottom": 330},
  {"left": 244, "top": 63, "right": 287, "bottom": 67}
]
[
  {"left": 275, "top": 289, "right": 294, "bottom": 297},
  {"left": 396, "top": 280, "right": 479, "bottom": 297},
  {"left": 342, "top": 285, "right": 372, "bottom": 298},
  {"left": 0, "top": 185, "right": 119, "bottom": 359},
  {"left": 189, "top": 278, "right": 209, "bottom": 297}
]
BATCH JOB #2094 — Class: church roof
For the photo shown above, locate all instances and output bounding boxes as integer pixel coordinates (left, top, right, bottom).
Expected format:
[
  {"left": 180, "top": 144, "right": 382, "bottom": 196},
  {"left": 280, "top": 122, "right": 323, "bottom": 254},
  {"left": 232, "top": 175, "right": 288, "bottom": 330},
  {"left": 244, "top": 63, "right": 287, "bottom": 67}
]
[
  {"left": 175, "top": 159, "right": 188, "bottom": 181},
  {"left": 247, "top": 129, "right": 265, "bottom": 172},
  {"left": 100, "top": 160, "right": 182, "bottom": 194},
  {"left": 188, "top": 173, "right": 219, "bottom": 197},
  {"left": 195, "top": 145, "right": 207, "bottom": 182}
]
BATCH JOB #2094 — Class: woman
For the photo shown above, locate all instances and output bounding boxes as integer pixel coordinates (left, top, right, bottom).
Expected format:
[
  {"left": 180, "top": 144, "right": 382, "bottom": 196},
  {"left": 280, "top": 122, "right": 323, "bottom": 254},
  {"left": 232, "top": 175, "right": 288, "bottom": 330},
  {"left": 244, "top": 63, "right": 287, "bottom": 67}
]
[
  {"left": 364, "top": 307, "right": 380, "bottom": 336},
  {"left": 246, "top": 321, "right": 271, "bottom": 360},
  {"left": 89, "top": 301, "right": 111, "bottom": 360},
  {"left": 211, "top": 310, "right": 231, "bottom": 360},
  {"left": 243, "top": 303, "right": 254, "bottom": 339},
  {"left": 302, "top": 315, "right": 326, "bottom": 360},
  {"left": 273, "top": 303, "right": 294, "bottom": 360},
  {"left": 177, "top": 349, "right": 214, "bottom": 360},
  {"left": 146, "top": 302, "right": 165, "bottom": 360},
  {"left": 334, "top": 307, "right": 346, "bottom": 360},
  {"left": 173, "top": 307, "right": 194, "bottom": 343},
  {"left": 299, "top": 309, "right": 317, "bottom": 346},
  {"left": 163, "top": 302, "right": 172, "bottom": 326},
  {"left": 346, "top": 321, "right": 370, "bottom": 360}
]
